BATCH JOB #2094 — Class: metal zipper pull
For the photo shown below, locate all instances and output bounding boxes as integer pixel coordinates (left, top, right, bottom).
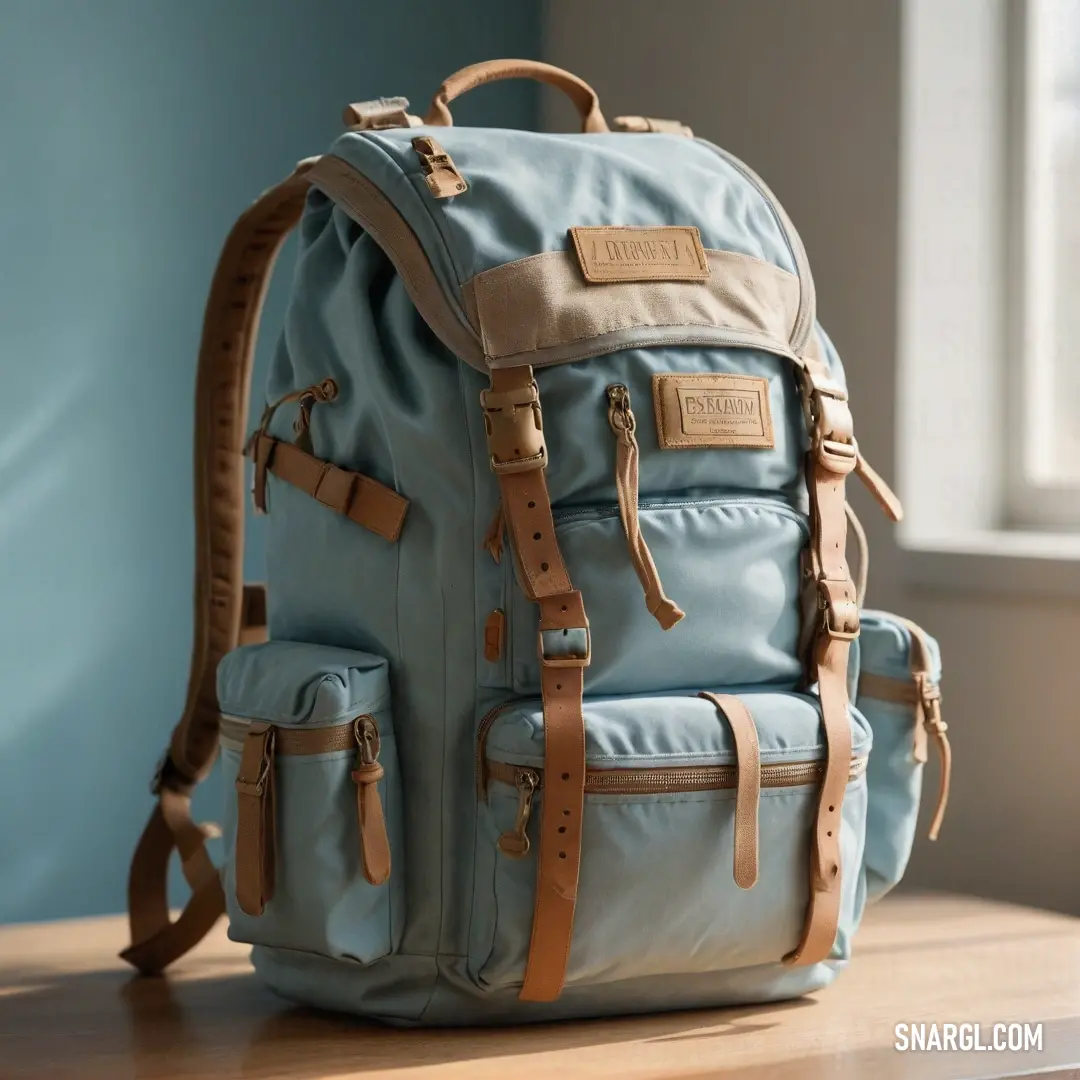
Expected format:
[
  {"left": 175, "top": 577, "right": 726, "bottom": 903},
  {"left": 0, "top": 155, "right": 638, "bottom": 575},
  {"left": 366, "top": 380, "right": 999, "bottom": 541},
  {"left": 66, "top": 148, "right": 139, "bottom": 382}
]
[
  {"left": 351, "top": 715, "right": 391, "bottom": 885},
  {"left": 412, "top": 136, "right": 468, "bottom": 199},
  {"left": 497, "top": 769, "right": 538, "bottom": 858},
  {"left": 606, "top": 384, "right": 685, "bottom": 630},
  {"left": 234, "top": 722, "right": 277, "bottom": 916}
]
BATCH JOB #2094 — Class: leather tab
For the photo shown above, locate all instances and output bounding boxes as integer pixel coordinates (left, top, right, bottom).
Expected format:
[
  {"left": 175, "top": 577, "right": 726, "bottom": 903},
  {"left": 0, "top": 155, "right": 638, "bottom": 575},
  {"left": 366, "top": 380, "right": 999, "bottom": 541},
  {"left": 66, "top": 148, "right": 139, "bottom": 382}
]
[
  {"left": 699, "top": 693, "right": 760, "bottom": 889},
  {"left": 352, "top": 716, "right": 391, "bottom": 886},
  {"left": 483, "top": 608, "right": 505, "bottom": 663},
  {"left": 234, "top": 723, "right": 276, "bottom": 917}
]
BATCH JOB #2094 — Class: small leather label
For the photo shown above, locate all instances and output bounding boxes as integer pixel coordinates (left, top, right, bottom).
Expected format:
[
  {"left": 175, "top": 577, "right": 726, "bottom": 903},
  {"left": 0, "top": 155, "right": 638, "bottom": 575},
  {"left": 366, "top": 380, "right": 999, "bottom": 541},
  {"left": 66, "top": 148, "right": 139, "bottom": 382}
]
[
  {"left": 569, "top": 226, "right": 709, "bottom": 283},
  {"left": 653, "top": 374, "right": 775, "bottom": 449}
]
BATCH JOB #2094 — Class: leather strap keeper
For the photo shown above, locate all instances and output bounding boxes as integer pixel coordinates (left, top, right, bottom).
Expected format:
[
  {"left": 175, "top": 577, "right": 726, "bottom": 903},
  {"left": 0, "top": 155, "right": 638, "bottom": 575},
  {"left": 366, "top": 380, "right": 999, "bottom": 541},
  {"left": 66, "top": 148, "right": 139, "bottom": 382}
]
[{"left": 248, "top": 433, "right": 409, "bottom": 543}]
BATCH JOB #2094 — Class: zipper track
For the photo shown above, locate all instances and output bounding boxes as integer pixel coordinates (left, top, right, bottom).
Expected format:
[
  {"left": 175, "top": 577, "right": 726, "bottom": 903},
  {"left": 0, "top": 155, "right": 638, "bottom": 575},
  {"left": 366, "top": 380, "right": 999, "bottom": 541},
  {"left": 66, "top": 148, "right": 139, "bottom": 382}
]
[
  {"left": 486, "top": 755, "right": 867, "bottom": 795},
  {"left": 552, "top": 494, "right": 809, "bottom": 532}
]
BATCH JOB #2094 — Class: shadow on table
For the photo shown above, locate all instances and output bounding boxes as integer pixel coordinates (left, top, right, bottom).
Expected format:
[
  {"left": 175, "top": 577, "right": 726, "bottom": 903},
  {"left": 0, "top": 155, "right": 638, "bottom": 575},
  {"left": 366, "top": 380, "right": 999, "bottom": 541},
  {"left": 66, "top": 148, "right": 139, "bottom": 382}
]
[{"left": 0, "top": 960, "right": 816, "bottom": 1079}]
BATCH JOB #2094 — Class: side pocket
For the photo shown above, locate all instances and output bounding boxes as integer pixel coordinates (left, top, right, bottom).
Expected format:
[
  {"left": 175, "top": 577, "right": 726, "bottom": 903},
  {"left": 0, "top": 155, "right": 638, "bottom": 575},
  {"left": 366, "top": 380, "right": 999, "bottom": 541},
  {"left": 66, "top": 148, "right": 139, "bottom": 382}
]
[
  {"left": 856, "top": 611, "right": 951, "bottom": 903},
  {"left": 217, "top": 640, "right": 404, "bottom": 963}
]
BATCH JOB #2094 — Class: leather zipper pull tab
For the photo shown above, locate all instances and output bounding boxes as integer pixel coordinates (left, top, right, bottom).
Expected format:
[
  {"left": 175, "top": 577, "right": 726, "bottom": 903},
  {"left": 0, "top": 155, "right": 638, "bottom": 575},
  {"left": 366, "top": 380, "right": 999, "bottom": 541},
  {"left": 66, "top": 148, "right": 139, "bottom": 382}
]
[
  {"left": 917, "top": 677, "right": 951, "bottom": 841},
  {"left": 607, "top": 384, "right": 685, "bottom": 630},
  {"left": 234, "top": 723, "right": 277, "bottom": 916},
  {"left": 352, "top": 716, "right": 391, "bottom": 885},
  {"left": 412, "top": 136, "right": 468, "bottom": 198},
  {"left": 483, "top": 501, "right": 505, "bottom": 563}
]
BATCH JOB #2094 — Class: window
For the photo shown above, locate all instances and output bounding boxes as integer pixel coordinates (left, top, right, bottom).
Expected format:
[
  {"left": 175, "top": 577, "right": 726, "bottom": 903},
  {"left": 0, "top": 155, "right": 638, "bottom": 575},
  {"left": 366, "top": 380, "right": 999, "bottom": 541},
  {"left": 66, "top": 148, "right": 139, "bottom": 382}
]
[{"left": 1008, "top": 0, "right": 1080, "bottom": 529}]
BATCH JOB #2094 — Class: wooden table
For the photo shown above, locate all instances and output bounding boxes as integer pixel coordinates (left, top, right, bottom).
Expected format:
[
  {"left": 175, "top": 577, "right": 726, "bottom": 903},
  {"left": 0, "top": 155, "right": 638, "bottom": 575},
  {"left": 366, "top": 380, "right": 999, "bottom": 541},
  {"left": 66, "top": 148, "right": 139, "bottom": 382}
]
[{"left": 2, "top": 893, "right": 1079, "bottom": 1079}]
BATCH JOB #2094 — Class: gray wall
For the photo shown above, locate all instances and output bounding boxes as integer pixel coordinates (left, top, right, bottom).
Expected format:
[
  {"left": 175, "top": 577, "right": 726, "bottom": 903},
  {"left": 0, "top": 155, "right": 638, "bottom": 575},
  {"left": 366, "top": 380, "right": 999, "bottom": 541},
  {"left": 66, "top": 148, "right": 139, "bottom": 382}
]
[
  {"left": 0, "top": 0, "right": 540, "bottom": 924},
  {"left": 545, "top": 0, "right": 1080, "bottom": 914}
]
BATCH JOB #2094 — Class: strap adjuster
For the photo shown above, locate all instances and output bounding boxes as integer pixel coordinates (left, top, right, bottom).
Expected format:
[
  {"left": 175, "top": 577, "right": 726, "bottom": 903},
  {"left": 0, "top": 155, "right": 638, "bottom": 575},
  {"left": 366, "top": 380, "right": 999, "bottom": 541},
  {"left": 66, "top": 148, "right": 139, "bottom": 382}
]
[
  {"left": 538, "top": 626, "right": 591, "bottom": 668},
  {"left": 819, "top": 578, "right": 860, "bottom": 641},
  {"left": 481, "top": 382, "right": 547, "bottom": 474}
]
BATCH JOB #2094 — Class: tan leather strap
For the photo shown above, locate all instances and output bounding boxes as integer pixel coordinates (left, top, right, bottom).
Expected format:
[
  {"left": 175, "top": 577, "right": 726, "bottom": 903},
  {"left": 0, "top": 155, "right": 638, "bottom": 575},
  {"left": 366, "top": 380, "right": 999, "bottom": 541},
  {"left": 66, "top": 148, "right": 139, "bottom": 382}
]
[
  {"left": 483, "top": 365, "right": 589, "bottom": 1002},
  {"left": 785, "top": 349, "right": 858, "bottom": 968},
  {"left": 122, "top": 159, "right": 317, "bottom": 973},
  {"left": 248, "top": 433, "right": 408, "bottom": 543},
  {"left": 119, "top": 790, "right": 225, "bottom": 975},
  {"left": 425, "top": 59, "right": 609, "bottom": 133},
  {"left": 699, "top": 693, "right": 761, "bottom": 890},
  {"left": 234, "top": 724, "right": 277, "bottom": 917}
]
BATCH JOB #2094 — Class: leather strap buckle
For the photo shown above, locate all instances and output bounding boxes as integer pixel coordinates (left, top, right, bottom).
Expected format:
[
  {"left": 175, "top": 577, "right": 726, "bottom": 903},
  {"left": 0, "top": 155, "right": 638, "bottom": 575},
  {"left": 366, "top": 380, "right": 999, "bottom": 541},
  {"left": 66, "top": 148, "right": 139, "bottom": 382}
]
[
  {"left": 538, "top": 626, "right": 591, "bottom": 668},
  {"left": 481, "top": 383, "right": 547, "bottom": 474},
  {"left": 819, "top": 578, "right": 860, "bottom": 641},
  {"left": 816, "top": 435, "right": 859, "bottom": 475}
]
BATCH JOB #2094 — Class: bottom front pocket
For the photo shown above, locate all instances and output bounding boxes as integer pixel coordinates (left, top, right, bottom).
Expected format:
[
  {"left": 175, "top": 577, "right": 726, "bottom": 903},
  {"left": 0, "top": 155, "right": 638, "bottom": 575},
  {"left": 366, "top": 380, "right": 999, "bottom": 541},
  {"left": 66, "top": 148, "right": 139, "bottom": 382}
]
[
  {"left": 468, "top": 691, "right": 870, "bottom": 991},
  {"left": 856, "top": 611, "right": 951, "bottom": 903},
  {"left": 218, "top": 640, "right": 404, "bottom": 963}
]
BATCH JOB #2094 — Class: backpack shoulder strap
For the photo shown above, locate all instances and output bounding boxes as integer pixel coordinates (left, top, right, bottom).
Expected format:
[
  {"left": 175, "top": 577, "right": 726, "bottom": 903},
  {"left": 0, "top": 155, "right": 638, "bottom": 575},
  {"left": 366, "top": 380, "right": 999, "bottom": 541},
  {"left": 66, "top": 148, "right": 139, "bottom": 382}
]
[{"left": 121, "top": 159, "right": 317, "bottom": 974}]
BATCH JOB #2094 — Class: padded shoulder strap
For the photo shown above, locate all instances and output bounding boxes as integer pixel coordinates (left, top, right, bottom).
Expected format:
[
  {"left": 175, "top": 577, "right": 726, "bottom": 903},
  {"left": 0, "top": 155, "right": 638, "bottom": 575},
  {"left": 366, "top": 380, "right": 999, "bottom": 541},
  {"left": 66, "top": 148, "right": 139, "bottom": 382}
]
[{"left": 122, "top": 159, "right": 316, "bottom": 973}]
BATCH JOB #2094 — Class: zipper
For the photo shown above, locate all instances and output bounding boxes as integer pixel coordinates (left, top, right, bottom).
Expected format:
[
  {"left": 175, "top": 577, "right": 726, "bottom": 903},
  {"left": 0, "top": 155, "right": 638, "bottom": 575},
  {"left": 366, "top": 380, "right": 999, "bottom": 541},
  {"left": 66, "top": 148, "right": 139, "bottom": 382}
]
[
  {"left": 552, "top": 493, "right": 809, "bottom": 533},
  {"left": 222, "top": 713, "right": 392, "bottom": 888},
  {"left": 606, "top": 384, "right": 685, "bottom": 630},
  {"left": 490, "top": 756, "right": 868, "bottom": 860}
]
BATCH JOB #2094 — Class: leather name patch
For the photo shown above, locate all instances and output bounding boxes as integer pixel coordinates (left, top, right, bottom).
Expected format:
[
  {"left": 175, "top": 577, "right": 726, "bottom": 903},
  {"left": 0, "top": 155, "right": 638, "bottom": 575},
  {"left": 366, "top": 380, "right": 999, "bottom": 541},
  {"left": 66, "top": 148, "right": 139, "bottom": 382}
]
[
  {"left": 653, "top": 374, "right": 775, "bottom": 449},
  {"left": 569, "top": 226, "right": 709, "bottom": 283}
]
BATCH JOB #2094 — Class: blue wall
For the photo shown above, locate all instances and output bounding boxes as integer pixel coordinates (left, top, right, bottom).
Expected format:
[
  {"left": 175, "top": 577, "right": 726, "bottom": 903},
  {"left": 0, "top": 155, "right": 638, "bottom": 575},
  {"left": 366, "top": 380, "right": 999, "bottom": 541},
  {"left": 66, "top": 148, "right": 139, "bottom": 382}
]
[{"left": 0, "top": 0, "right": 540, "bottom": 923}]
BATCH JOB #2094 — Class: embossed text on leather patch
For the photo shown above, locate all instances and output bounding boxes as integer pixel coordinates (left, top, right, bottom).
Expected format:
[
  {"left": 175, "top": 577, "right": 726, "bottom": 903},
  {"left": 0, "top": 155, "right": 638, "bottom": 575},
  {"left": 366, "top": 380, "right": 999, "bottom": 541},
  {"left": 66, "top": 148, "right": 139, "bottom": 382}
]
[
  {"left": 653, "top": 373, "right": 775, "bottom": 449},
  {"left": 569, "top": 226, "right": 709, "bottom": 283}
]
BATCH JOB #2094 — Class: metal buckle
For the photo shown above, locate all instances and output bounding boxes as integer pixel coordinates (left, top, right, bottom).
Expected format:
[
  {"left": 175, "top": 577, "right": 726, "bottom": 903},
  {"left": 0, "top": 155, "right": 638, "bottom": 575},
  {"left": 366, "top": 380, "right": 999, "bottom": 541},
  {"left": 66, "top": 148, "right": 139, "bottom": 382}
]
[
  {"left": 538, "top": 626, "right": 592, "bottom": 669},
  {"left": 481, "top": 383, "right": 547, "bottom": 475},
  {"left": 819, "top": 578, "right": 860, "bottom": 641}
]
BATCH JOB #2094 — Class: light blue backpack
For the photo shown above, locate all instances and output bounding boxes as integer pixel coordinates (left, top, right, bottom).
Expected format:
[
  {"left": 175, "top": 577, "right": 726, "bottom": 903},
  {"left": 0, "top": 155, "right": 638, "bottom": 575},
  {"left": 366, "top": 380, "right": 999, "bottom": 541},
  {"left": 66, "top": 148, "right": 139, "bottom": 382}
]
[{"left": 122, "top": 60, "right": 952, "bottom": 1025}]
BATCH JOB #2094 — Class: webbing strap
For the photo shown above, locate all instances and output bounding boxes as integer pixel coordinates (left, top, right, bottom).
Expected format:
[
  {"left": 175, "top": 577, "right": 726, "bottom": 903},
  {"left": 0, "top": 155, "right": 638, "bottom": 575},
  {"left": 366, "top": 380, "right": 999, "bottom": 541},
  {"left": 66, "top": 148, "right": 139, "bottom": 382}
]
[
  {"left": 483, "top": 365, "right": 589, "bottom": 1002},
  {"left": 122, "top": 159, "right": 317, "bottom": 973}
]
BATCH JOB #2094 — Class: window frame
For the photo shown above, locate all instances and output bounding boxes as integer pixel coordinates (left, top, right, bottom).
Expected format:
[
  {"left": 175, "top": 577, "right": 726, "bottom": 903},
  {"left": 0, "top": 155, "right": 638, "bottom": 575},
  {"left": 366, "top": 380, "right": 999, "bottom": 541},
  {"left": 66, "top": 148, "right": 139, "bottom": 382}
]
[{"left": 1004, "top": 0, "right": 1080, "bottom": 531}]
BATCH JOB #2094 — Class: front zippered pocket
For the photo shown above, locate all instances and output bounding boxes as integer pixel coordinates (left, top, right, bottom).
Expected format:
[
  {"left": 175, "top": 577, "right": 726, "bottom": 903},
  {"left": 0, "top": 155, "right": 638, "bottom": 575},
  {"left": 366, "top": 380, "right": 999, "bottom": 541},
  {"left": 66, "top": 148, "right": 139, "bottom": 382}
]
[
  {"left": 503, "top": 493, "right": 810, "bottom": 697},
  {"left": 468, "top": 690, "right": 870, "bottom": 992},
  {"left": 217, "top": 641, "right": 404, "bottom": 964},
  {"left": 488, "top": 756, "right": 869, "bottom": 858}
]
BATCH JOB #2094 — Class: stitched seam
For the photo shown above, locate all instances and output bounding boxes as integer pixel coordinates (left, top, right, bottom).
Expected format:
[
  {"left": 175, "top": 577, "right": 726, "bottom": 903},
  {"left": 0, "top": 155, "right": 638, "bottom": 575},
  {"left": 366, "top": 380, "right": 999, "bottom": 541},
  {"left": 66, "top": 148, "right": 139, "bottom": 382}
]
[{"left": 488, "top": 316, "right": 791, "bottom": 360}]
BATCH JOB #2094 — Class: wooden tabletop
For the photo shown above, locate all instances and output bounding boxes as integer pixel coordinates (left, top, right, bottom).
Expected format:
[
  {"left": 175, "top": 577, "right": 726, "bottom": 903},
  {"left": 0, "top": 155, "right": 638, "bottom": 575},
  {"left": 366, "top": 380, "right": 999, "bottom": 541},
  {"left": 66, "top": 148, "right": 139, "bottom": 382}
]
[{"left": 2, "top": 893, "right": 1079, "bottom": 1080}]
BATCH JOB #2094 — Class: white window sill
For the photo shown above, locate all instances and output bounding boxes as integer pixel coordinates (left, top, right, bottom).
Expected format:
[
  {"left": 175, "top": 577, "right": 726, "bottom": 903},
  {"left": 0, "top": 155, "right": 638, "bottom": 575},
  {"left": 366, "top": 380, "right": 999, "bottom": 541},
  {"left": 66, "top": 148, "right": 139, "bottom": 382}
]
[{"left": 900, "top": 530, "right": 1080, "bottom": 599}]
